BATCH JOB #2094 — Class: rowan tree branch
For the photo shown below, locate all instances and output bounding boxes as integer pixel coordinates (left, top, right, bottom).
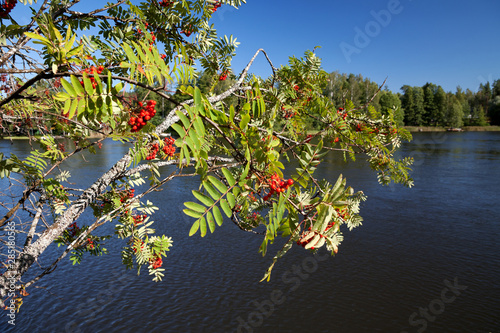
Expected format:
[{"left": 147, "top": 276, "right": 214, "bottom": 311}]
[{"left": 0, "top": 46, "right": 272, "bottom": 304}]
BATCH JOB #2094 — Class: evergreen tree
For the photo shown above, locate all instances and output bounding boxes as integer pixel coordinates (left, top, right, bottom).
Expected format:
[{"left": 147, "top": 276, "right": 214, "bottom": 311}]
[
  {"left": 400, "top": 85, "right": 415, "bottom": 125},
  {"left": 489, "top": 96, "right": 500, "bottom": 125},
  {"left": 455, "top": 86, "right": 471, "bottom": 125},
  {"left": 472, "top": 106, "right": 488, "bottom": 126},
  {"left": 483, "top": 82, "right": 492, "bottom": 100},
  {"left": 422, "top": 83, "right": 438, "bottom": 125},
  {"left": 476, "top": 82, "right": 491, "bottom": 116},
  {"left": 434, "top": 86, "right": 447, "bottom": 126},
  {"left": 413, "top": 87, "right": 425, "bottom": 126},
  {"left": 492, "top": 79, "right": 500, "bottom": 98}
]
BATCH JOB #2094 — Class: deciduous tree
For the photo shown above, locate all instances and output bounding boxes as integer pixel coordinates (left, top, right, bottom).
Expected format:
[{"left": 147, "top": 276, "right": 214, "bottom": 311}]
[{"left": 0, "top": 0, "right": 413, "bottom": 310}]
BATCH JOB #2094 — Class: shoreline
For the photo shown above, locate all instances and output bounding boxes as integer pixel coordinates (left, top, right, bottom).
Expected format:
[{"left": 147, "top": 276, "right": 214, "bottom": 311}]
[
  {"left": 403, "top": 126, "right": 500, "bottom": 132},
  {"left": 3, "top": 126, "right": 500, "bottom": 140}
]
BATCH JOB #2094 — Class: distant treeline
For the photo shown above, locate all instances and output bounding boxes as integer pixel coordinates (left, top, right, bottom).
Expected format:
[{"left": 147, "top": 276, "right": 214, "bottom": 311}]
[
  {"left": 323, "top": 71, "right": 500, "bottom": 128},
  {"left": 135, "top": 70, "right": 500, "bottom": 132}
]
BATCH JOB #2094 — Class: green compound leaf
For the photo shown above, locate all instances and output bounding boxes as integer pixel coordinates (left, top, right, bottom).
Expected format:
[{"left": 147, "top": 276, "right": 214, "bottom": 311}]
[
  {"left": 221, "top": 167, "right": 236, "bottom": 186},
  {"left": 203, "top": 181, "right": 220, "bottom": 200},
  {"left": 184, "top": 201, "right": 206, "bottom": 213},
  {"left": 183, "top": 209, "right": 204, "bottom": 219},
  {"left": 189, "top": 220, "right": 200, "bottom": 236},
  {"left": 213, "top": 206, "right": 223, "bottom": 226},
  {"left": 192, "top": 190, "right": 214, "bottom": 207},
  {"left": 206, "top": 211, "right": 215, "bottom": 233},
  {"left": 220, "top": 199, "right": 232, "bottom": 217},
  {"left": 207, "top": 175, "right": 227, "bottom": 194},
  {"left": 226, "top": 192, "right": 236, "bottom": 208},
  {"left": 199, "top": 216, "right": 207, "bottom": 237}
]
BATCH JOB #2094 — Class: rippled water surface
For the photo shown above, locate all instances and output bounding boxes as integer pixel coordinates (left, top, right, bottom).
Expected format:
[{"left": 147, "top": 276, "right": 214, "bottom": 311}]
[{"left": 1, "top": 132, "right": 499, "bottom": 332}]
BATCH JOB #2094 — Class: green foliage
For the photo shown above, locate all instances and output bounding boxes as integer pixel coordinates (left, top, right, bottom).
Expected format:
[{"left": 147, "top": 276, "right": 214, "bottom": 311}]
[
  {"left": 488, "top": 96, "right": 500, "bottom": 125},
  {"left": 24, "top": 22, "right": 85, "bottom": 72},
  {"left": 0, "top": 0, "right": 414, "bottom": 306},
  {"left": 54, "top": 224, "right": 111, "bottom": 265},
  {"left": 397, "top": 80, "right": 500, "bottom": 128},
  {"left": 178, "top": 50, "right": 413, "bottom": 279},
  {"left": 0, "top": 153, "right": 21, "bottom": 178},
  {"left": 185, "top": 168, "right": 239, "bottom": 237}
]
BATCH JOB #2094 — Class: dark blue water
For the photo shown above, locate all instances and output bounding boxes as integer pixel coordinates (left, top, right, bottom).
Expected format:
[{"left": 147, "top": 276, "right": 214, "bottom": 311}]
[{"left": 1, "top": 132, "right": 499, "bottom": 332}]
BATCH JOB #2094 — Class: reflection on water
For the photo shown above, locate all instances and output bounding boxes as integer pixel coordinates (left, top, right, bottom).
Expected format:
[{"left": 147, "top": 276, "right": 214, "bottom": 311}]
[{"left": 1, "top": 132, "right": 500, "bottom": 332}]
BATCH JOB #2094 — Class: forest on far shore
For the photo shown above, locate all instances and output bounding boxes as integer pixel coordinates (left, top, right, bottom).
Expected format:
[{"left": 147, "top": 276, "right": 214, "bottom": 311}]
[{"left": 322, "top": 71, "right": 500, "bottom": 129}]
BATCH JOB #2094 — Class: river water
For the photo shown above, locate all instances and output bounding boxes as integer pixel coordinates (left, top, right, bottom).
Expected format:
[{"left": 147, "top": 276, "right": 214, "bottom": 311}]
[{"left": 1, "top": 132, "right": 499, "bottom": 332}]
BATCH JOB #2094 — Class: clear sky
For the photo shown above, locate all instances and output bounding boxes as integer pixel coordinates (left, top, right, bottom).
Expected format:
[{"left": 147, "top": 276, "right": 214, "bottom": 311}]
[
  {"left": 210, "top": 0, "right": 500, "bottom": 94},
  {"left": 10, "top": 0, "right": 500, "bottom": 94}
]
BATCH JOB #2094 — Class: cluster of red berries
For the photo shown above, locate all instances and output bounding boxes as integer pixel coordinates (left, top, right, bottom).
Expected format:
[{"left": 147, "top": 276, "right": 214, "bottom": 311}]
[
  {"left": 80, "top": 65, "right": 104, "bottom": 89},
  {"left": 210, "top": 1, "right": 222, "bottom": 12},
  {"left": 136, "top": 24, "right": 157, "bottom": 51},
  {"left": 133, "top": 214, "right": 147, "bottom": 226},
  {"left": 0, "top": 0, "right": 16, "bottom": 18},
  {"left": 145, "top": 137, "right": 176, "bottom": 160},
  {"left": 159, "top": 0, "right": 173, "bottom": 7},
  {"left": 249, "top": 212, "right": 260, "bottom": 221},
  {"left": 150, "top": 255, "right": 163, "bottom": 269},
  {"left": 282, "top": 106, "right": 297, "bottom": 119},
  {"left": 86, "top": 237, "right": 94, "bottom": 250},
  {"left": 355, "top": 123, "right": 363, "bottom": 132},
  {"left": 263, "top": 173, "right": 294, "bottom": 201},
  {"left": 67, "top": 222, "right": 80, "bottom": 238},
  {"left": 60, "top": 109, "right": 70, "bottom": 123},
  {"left": 241, "top": 211, "right": 261, "bottom": 229},
  {"left": 146, "top": 143, "right": 160, "bottom": 160},
  {"left": 335, "top": 207, "right": 349, "bottom": 221},
  {"left": 337, "top": 107, "right": 348, "bottom": 120},
  {"left": 149, "top": 31, "right": 156, "bottom": 51},
  {"left": 128, "top": 100, "right": 157, "bottom": 132},
  {"left": 0, "top": 74, "right": 11, "bottom": 94},
  {"left": 137, "top": 22, "right": 150, "bottom": 35},
  {"left": 58, "top": 142, "right": 66, "bottom": 152},
  {"left": 163, "top": 136, "right": 176, "bottom": 157},
  {"left": 181, "top": 25, "right": 193, "bottom": 37},
  {"left": 120, "top": 189, "right": 135, "bottom": 203},
  {"left": 53, "top": 78, "right": 62, "bottom": 89},
  {"left": 219, "top": 70, "right": 229, "bottom": 81},
  {"left": 0, "top": 74, "right": 21, "bottom": 95},
  {"left": 247, "top": 193, "right": 257, "bottom": 202}
]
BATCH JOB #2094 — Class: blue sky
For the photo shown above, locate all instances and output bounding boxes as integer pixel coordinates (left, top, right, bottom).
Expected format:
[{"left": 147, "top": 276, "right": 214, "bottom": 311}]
[
  {"left": 11, "top": 0, "right": 500, "bottom": 93},
  {"left": 210, "top": 0, "right": 500, "bottom": 93}
]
